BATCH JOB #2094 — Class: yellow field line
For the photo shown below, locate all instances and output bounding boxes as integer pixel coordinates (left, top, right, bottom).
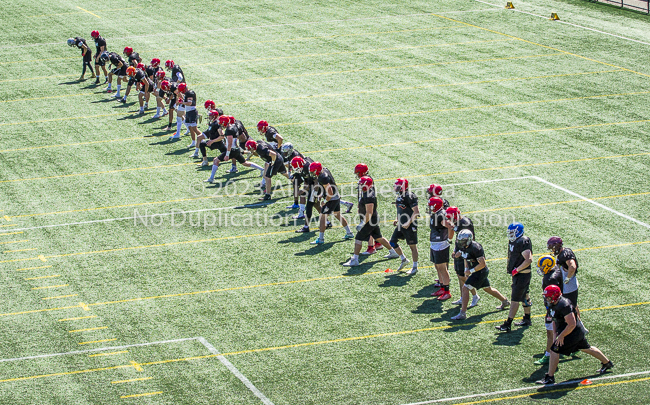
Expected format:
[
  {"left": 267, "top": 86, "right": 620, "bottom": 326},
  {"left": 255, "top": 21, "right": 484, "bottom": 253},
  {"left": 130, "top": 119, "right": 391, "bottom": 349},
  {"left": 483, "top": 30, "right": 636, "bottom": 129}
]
[
  {"left": 431, "top": 13, "right": 650, "bottom": 79},
  {"left": 0, "top": 231, "right": 24, "bottom": 236},
  {"left": 68, "top": 326, "right": 108, "bottom": 333},
  {"left": 111, "top": 376, "right": 151, "bottom": 384},
  {"left": 32, "top": 284, "right": 68, "bottom": 290},
  {"left": 58, "top": 315, "right": 97, "bottom": 322},
  {"left": 90, "top": 351, "right": 129, "bottom": 358},
  {"left": 1, "top": 300, "right": 645, "bottom": 384},
  {"left": 120, "top": 391, "right": 162, "bottom": 399},
  {"left": 16, "top": 265, "right": 52, "bottom": 271},
  {"left": 193, "top": 53, "right": 564, "bottom": 86},
  {"left": 453, "top": 376, "right": 650, "bottom": 405},
  {"left": 78, "top": 338, "right": 117, "bottom": 345},
  {"left": 0, "top": 224, "right": 17, "bottom": 227},
  {"left": 42, "top": 294, "right": 77, "bottom": 300},
  {"left": 75, "top": 6, "right": 100, "bottom": 18},
  {"left": 0, "top": 239, "right": 28, "bottom": 245},
  {"left": 3, "top": 248, "right": 36, "bottom": 253},
  {"left": 24, "top": 275, "right": 60, "bottom": 280}
]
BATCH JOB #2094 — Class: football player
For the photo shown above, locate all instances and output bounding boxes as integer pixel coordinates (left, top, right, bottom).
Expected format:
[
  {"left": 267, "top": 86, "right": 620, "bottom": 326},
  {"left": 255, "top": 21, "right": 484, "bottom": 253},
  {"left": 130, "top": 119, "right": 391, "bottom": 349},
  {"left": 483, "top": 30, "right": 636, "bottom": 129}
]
[
  {"left": 198, "top": 110, "right": 225, "bottom": 167},
  {"left": 104, "top": 51, "right": 127, "bottom": 98},
  {"left": 548, "top": 236, "right": 580, "bottom": 310},
  {"left": 428, "top": 197, "right": 452, "bottom": 300},
  {"left": 137, "top": 74, "right": 155, "bottom": 115},
  {"left": 121, "top": 65, "right": 146, "bottom": 104},
  {"left": 205, "top": 118, "right": 265, "bottom": 183},
  {"left": 227, "top": 116, "right": 250, "bottom": 173},
  {"left": 257, "top": 120, "right": 283, "bottom": 149},
  {"left": 244, "top": 140, "right": 287, "bottom": 199},
  {"left": 355, "top": 164, "right": 381, "bottom": 255},
  {"left": 389, "top": 178, "right": 419, "bottom": 274},
  {"left": 67, "top": 37, "right": 94, "bottom": 80},
  {"left": 169, "top": 82, "right": 187, "bottom": 140},
  {"left": 123, "top": 47, "right": 141, "bottom": 67},
  {"left": 90, "top": 30, "right": 108, "bottom": 84},
  {"left": 496, "top": 222, "right": 534, "bottom": 332},
  {"left": 148, "top": 60, "right": 167, "bottom": 118},
  {"left": 343, "top": 176, "right": 400, "bottom": 267},
  {"left": 179, "top": 83, "right": 200, "bottom": 149},
  {"left": 534, "top": 255, "right": 564, "bottom": 366},
  {"left": 309, "top": 162, "right": 354, "bottom": 244},
  {"left": 536, "top": 285, "right": 613, "bottom": 385},
  {"left": 445, "top": 207, "right": 480, "bottom": 308},
  {"left": 451, "top": 230, "right": 509, "bottom": 320},
  {"left": 290, "top": 156, "right": 327, "bottom": 233},
  {"left": 158, "top": 80, "right": 178, "bottom": 131},
  {"left": 281, "top": 143, "right": 304, "bottom": 210},
  {"left": 165, "top": 59, "right": 185, "bottom": 83}
]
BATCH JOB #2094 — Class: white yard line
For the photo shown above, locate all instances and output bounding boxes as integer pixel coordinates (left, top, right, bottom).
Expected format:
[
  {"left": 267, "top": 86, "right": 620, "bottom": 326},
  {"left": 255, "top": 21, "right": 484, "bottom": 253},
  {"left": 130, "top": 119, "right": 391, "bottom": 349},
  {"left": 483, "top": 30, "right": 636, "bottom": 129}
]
[
  {"left": 197, "top": 337, "right": 275, "bottom": 405},
  {"left": 474, "top": 0, "right": 650, "bottom": 46},
  {"left": 0, "top": 8, "right": 499, "bottom": 50},
  {"left": 531, "top": 176, "right": 650, "bottom": 229},
  {"left": 400, "top": 369, "right": 650, "bottom": 405}
]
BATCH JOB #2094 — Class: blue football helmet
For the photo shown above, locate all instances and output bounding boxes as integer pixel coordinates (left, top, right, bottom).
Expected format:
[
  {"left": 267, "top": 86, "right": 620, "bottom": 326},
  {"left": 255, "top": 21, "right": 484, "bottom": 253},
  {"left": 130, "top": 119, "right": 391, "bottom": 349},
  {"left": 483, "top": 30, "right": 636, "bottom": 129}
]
[
  {"left": 67, "top": 38, "right": 76, "bottom": 47},
  {"left": 507, "top": 222, "right": 524, "bottom": 242}
]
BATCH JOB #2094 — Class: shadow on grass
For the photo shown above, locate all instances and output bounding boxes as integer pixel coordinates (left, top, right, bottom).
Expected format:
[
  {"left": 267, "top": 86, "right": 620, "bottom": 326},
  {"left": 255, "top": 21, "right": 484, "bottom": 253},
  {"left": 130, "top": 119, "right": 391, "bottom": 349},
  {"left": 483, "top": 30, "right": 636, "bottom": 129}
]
[
  {"left": 493, "top": 325, "right": 527, "bottom": 346},
  {"left": 277, "top": 232, "right": 313, "bottom": 244},
  {"left": 379, "top": 271, "right": 415, "bottom": 288},
  {"left": 58, "top": 80, "right": 82, "bottom": 85},
  {"left": 294, "top": 240, "right": 345, "bottom": 256},
  {"left": 412, "top": 298, "right": 443, "bottom": 316}
]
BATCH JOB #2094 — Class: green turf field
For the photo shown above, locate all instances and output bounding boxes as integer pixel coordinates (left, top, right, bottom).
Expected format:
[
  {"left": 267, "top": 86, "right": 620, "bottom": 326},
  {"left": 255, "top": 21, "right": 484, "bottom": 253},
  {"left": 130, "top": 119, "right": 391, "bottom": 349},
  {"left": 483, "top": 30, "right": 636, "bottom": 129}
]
[{"left": 1, "top": 0, "right": 650, "bottom": 403}]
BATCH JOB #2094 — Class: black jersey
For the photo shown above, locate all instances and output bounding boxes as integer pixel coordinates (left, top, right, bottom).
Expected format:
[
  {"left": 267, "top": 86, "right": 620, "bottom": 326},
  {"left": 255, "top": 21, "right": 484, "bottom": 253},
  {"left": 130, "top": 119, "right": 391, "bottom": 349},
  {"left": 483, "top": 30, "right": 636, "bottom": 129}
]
[
  {"left": 223, "top": 124, "right": 240, "bottom": 150},
  {"left": 94, "top": 36, "right": 106, "bottom": 54},
  {"left": 317, "top": 168, "right": 339, "bottom": 200},
  {"left": 263, "top": 126, "right": 280, "bottom": 143},
  {"left": 128, "top": 52, "right": 141, "bottom": 66},
  {"left": 550, "top": 296, "right": 584, "bottom": 338},
  {"left": 557, "top": 248, "right": 579, "bottom": 274},
  {"left": 171, "top": 64, "right": 185, "bottom": 83},
  {"left": 429, "top": 209, "right": 449, "bottom": 243},
  {"left": 459, "top": 241, "right": 488, "bottom": 271},
  {"left": 284, "top": 149, "right": 304, "bottom": 162},
  {"left": 234, "top": 120, "right": 248, "bottom": 138},
  {"left": 359, "top": 187, "right": 378, "bottom": 225},
  {"left": 542, "top": 267, "right": 564, "bottom": 291},
  {"left": 255, "top": 141, "right": 277, "bottom": 163},
  {"left": 395, "top": 191, "right": 418, "bottom": 228},
  {"left": 295, "top": 157, "right": 315, "bottom": 185},
  {"left": 203, "top": 121, "right": 222, "bottom": 140},
  {"left": 127, "top": 69, "right": 146, "bottom": 86},
  {"left": 184, "top": 90, "right": 197, "bottom": 107},
  {"left": 108, "top": 52, "right": 125, "bottom": 67},
  {"left": 507, "top": 236, "right": 533, "bottom": 274},
  {"left": 140, "top": 78, "right": 154, "bottom": 92},
  {"left": 454, "top": 216, "right": 474, "bottom": 238}
]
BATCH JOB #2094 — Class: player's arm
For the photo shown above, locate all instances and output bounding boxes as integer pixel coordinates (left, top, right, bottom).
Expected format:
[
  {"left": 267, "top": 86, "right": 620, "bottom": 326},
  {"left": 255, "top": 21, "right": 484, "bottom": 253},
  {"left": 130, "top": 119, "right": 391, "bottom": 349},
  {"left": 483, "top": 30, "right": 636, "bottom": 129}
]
[
  {"left": 513, "top": 249, "right": 533, "bottom": 275},
  {"left": 556, "top": 312, "right": 577, "bottom": 346},
  {"left": 274, "top": 133, "right": 283, "bottom": 148},
  {"left": 404, "top": 205, "right": 420, "bottom": 228},
  {"left": 469, "top": 256, "right": 486, "bottom": 273},
  {"left": 565, "top": 259, "right": 577, "bottom": 282},
  {"left": 323, "top": 183, "right": 335, "bottom": 202},
  {"left": 176, "top": 72, "right": 184, "bottom": 82},
  {"left": 225, "top": 135, "right": 234, "bottom": 158},
  {"left": 443, "top": 218, "right": 454, "bottom": 243},
  {"left": 81, "top": 43, "right": 88, "bottom": 56},
  {"left": 268, "top": 149, "right": 277, "bottom": 165},
  {"left": 143, "top": 80, "right": 149, "bottom": 93},
  {"left": 363, "top": 202, "right": 373, "bottom": 225},
  {"left": 183, "top": 94, "right": 193, "bottom": 106}
]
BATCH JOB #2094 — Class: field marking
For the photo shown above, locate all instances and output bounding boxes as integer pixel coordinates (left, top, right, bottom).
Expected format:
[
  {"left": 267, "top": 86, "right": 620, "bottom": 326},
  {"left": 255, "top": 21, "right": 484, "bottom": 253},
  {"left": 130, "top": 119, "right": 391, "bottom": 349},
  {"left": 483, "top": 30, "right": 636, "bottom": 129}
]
[
  {"left": 68, "top": 326, "right": 108, "bottom": 333},
  {"left": 431, "top": 13, "right": 650, "bottom": 79},
  {"left": 78, "top": 338, "right": 118, "bottom": 345},
  {"left": 75, "top": 6, "right": 100, "bottom": 18},
  {"left": 42, "top": 294, "right": 77, "bottom": 300},
  {"left": 16, "top": 265, "right": 52, "bottom": 271},
  {"left": 532, "top": 176, "right": 650, "bottom": 229},
  {"left": 120, "top": 391, "right": 162, "bottom": 399},
  {"left": 3, "top": 248, "right": 36, "bottom": 253},
  {"left": 27, "top": 7, "right": 141, "bottom": 18},
  {"left": 197, "top": 337, "right": 275, "bottom": 405},
  {"left": 31, "top": 284, "right": 67, "bottom": 290},
  {"left": 401, "top": 370, "right": 650, "bottom": 405},
  {"left": 24, "top": 275, "right": 60, "bottom": 280},
  {"left": 111, "top": 376, "right": 151, "bottom": 384},
  {"left": 58, "top": 315, "right": 97, "bottom": 322},
  {"left": 91, "top": 351, "right": 128, "bottom": 358},
  {"left": 0, "top": 231, "right": 23, "bottom": 236},
  {"left": 0, "top": 8, "right": 502, "bottom": 50},
  {"left": 0, "top": 239, "right": 28, "bottom": 245},
  {"left": 474, "top": 0, "right": 650, "bottom": 46},
  {"left": 0, "top": 80, "right": 631, "bottom": 153},
  {"left": 0, "top": 224, "right": 17, "bottom": 227},
  {"left": 193, "top": 53, "right": 564, "bottom": 86}
]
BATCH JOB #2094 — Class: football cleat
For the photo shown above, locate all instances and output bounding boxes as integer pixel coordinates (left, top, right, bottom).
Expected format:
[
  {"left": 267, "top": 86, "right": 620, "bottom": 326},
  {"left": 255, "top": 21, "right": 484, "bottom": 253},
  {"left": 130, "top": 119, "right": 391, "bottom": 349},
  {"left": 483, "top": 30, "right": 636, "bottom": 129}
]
[
  {"left": 469, "top": 295, "right": 481, "bottom": 308},
  {"left": 384, "top": 251, "right": 399, "bottom": 259},
  {"left": 496, "top": 299, "right": 511, "bottom": 310},
  {"left": 360, "top": 247, "right": 376, "bottom": 256},
  {"left": 199, "top": 161, "right": 209, "bottom": 166},
  {"left": 535, "top": 374, "right": 555, "bottom": 385},
  {"left": 437, "top": 291, "right": 451, "bottom": 301},
  {"left": 152, "top": 113, "right": 161, "bottom": 119},
  {"left": 451, "top": 298, "right": 463, "bottom": 305},
  {"left": 431, "top": 288, "right": 445, "bottom": 297},
  {"left": 598, "top": 361, "right": 613, "bottom": 374},
  {"left": 326, "top": 221, "right": 333, "bottom": 229},
  {"left": 396, "top": 258, "right": 410, "bottom": 272},
  {"left": 343, "top": 232, "right": 354, "bottom": 240},
  {"left": 495, "top": 323, "right": 511, "bottom": 332},
  {"left": 534, "top": 355, "right": 550, "bottom": 365},
  {"left": 188, "top": 140, "right": 196, "bottom": 148},
  {"left": 342, "top": 257, "right": 360, "bottom": 267},
  {"left": 260, "top": 193, "right": 271, "bottom": 201},
  {"left": 204, "top": 178, "right": 216, "bottom": 183},
  {"left": 515, "top": 318, "right": 532, "bottom": 327},
  {"left": 310, "top": 238, "right": 324, "bottom": 245},
  {"left": 405, "top": 267, "right": 418, "bottom": 276},
  {"left": 169, "top": 133, "right": 181, "bottom": 140},
  {"left": 227, "top": 166, "right": 238, "bottom": 173},
  {"left": 292, "top": 213, "right": 306, "bottom": 220},
  {"left": 190, "top": 151, "right": 199, "bottom": 159},
  {"left": 451, "top": 312, "right": 467, "bottom": 321},
  {"left": 373, "top": 242, "right": 383, "bottom": 250},
  {"left": 295, "top": 226, "right": 309, "bottom": 233},
  {"left": 286, "top": 203, "right": 299, "bottom": 209}
]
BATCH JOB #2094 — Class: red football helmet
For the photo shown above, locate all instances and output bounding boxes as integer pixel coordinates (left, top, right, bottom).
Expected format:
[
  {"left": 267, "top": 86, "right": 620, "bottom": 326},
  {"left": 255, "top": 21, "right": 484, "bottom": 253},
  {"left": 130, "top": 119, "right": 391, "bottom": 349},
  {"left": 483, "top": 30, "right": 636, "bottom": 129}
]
[
  {"left": 150, "top": 58, "right": 161, "bottom": 67},
  {"left": 208, "top": 109, "right": 221, "bottom": 120},
  {"left": 354, "top": 163, "right": 368, "bottom": 177},
  {"left": 245, "top": 140, "right": 258, "bottom": 151},
  {"left": 428, "top": 197, "right": 444, "bottom": 213},
  {"left": 543, "top": 285, "right": 562, "bottom": 303},
  {"left": 358, "top": 176, "right": 373, "bottom": 192},
  {"left": 177, "top": 83, "right": 187, "bottom": 93},
  {"left": 427, "top": 184, "right": 443, "bottom": 197},
  {"left": 136, "top": 63, "right": 145, "bottom": 70},
  {"left": 257, "top": 120, "right": 269, "bottom": 132},
  {"left": 204, "top": 100, "right": 215, "bottom": 110},
  {"left": 445, "top": 206, "right": 461, "bottom": 222},
  {"left": 165, "top": 60, "right": 174, "bottom": 69},
  {"left": 126, "top": 66, "right": 136, "bottom": 77},
  {"left": 291, "top": 156, "right": 305, "bottom": 170},
  {"left": 309, "top": 162, "right": 323, "bottom": 176},
  {"left": 91, "top": 30, "right": 99, "bottom": 38},
  {"left": 160, "top": 80, "right": 170, "bottom": 91},
  {"left": 155, "top": 71, "right": 165, "bottom": 80},
  {"left": 228, "top": 116, "right": 236, "bottom": 125},
  {"left": 218, "top": 115, "right": 230, "bottom": 126},
  {"left": 394, "top": 178, "right": 409, "bottom": 193},
  {"left": 123, "top": 46, "right": 133, "bottom": 56}
]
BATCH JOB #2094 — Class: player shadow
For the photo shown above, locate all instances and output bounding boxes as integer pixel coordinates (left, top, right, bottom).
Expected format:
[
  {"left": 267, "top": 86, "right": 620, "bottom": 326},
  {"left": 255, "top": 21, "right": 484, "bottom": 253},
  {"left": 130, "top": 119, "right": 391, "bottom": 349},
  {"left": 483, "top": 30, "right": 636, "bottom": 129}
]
[
  {"left": 138, "top": 116, "right": 164, "bottom": 125},
  {"left": 145, "top": 130, "right": 173, "bottom": 138},
  {"left": 149, "top": 137, "right": 181, "bottom": 146},
  {"left": 433, "top": 310, "right": 499, "bottom": 332},
  {"left": 493, "top": 326, "right": 527, "bottom": 346},
  {"left": 411, "top": 298, "right": 444, "bottom": 315},
  {"left": 378, "top": 271, "right": 416, "bottom": 288},
  {"left": 277, "top": 232, "right": 313, "bottom": 244},
  {"left": 294, "top": 240, "right": 345, "bottom": 256},
  {"left": 412, "top": 284, "right": 442, "bottom": 298},
  {"left": 117, "top": 113, "right": 147, "bottom": 120},
  {"left": 90, "top": 98, "right": 115, "bottom": 104},
  {"left": 164, "top": 147, "right": 192, "bottom": 156},
  {"left": 58, "top": 80, "right": 81, "bottom": 85}
]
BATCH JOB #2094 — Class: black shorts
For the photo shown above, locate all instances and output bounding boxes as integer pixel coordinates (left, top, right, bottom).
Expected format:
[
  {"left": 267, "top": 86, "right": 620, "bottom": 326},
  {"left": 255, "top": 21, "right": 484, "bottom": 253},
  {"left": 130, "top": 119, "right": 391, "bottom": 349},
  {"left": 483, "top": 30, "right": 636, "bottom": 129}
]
[
  {"left": 564, "top": 290, "right": 578, "bottom": 307},
  {"left": 95, "top": 58, "right": 105, "bottom": 67},
  {"left": 112, "top": 65, "right": 127, "bottom": 77},
  {"left": 551, "top": 335, "right": 590, "bottom": 356},
  {"left": 321, "top": 199, "right": 341, "bottom": 215},
  {"left": 157, "top": 89, "right": 166, "bottom": 98},
  {"left": 454, "top": 257, "right": 465, "bottom": 277},
  {"left": 168, "top": 96, "right": 177, "bottom": 110},
  {"left": 511, "top": 271, "right": 531, "bottom": 302},
  {"left": 221, "top": 148, "right": 246, "bottom": 164},
  {"left": 264, "top": 157, "right": 286, "bottom": 178},
  {"left": 430, "top": 246, "right": 450, "bottom": 264},
  {"left": 390, "top": 225, "right": 418, "bottom": 247},
  {"left": 83, "top": 52, "right": 92, "bottom": 62},
  {"left": 204, "top": 140, "right": 225, "bottom": 152},
  {"left": 356, "top": 223, "right": 382, "bottom": 242},
  {"left": 185, "top": 109, "right": 198, "bottom": 126},
  {"left": 465, "top": 268, "right": 490, "bottom": 290}
]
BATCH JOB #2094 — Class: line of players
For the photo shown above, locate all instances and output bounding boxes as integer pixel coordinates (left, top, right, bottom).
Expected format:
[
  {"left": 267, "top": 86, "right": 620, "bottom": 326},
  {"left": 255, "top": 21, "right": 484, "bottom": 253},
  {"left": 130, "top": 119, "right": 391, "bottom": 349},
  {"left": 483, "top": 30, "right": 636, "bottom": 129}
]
[{"left": 67, "top": 31, "right": 612, "bottom": 382}]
